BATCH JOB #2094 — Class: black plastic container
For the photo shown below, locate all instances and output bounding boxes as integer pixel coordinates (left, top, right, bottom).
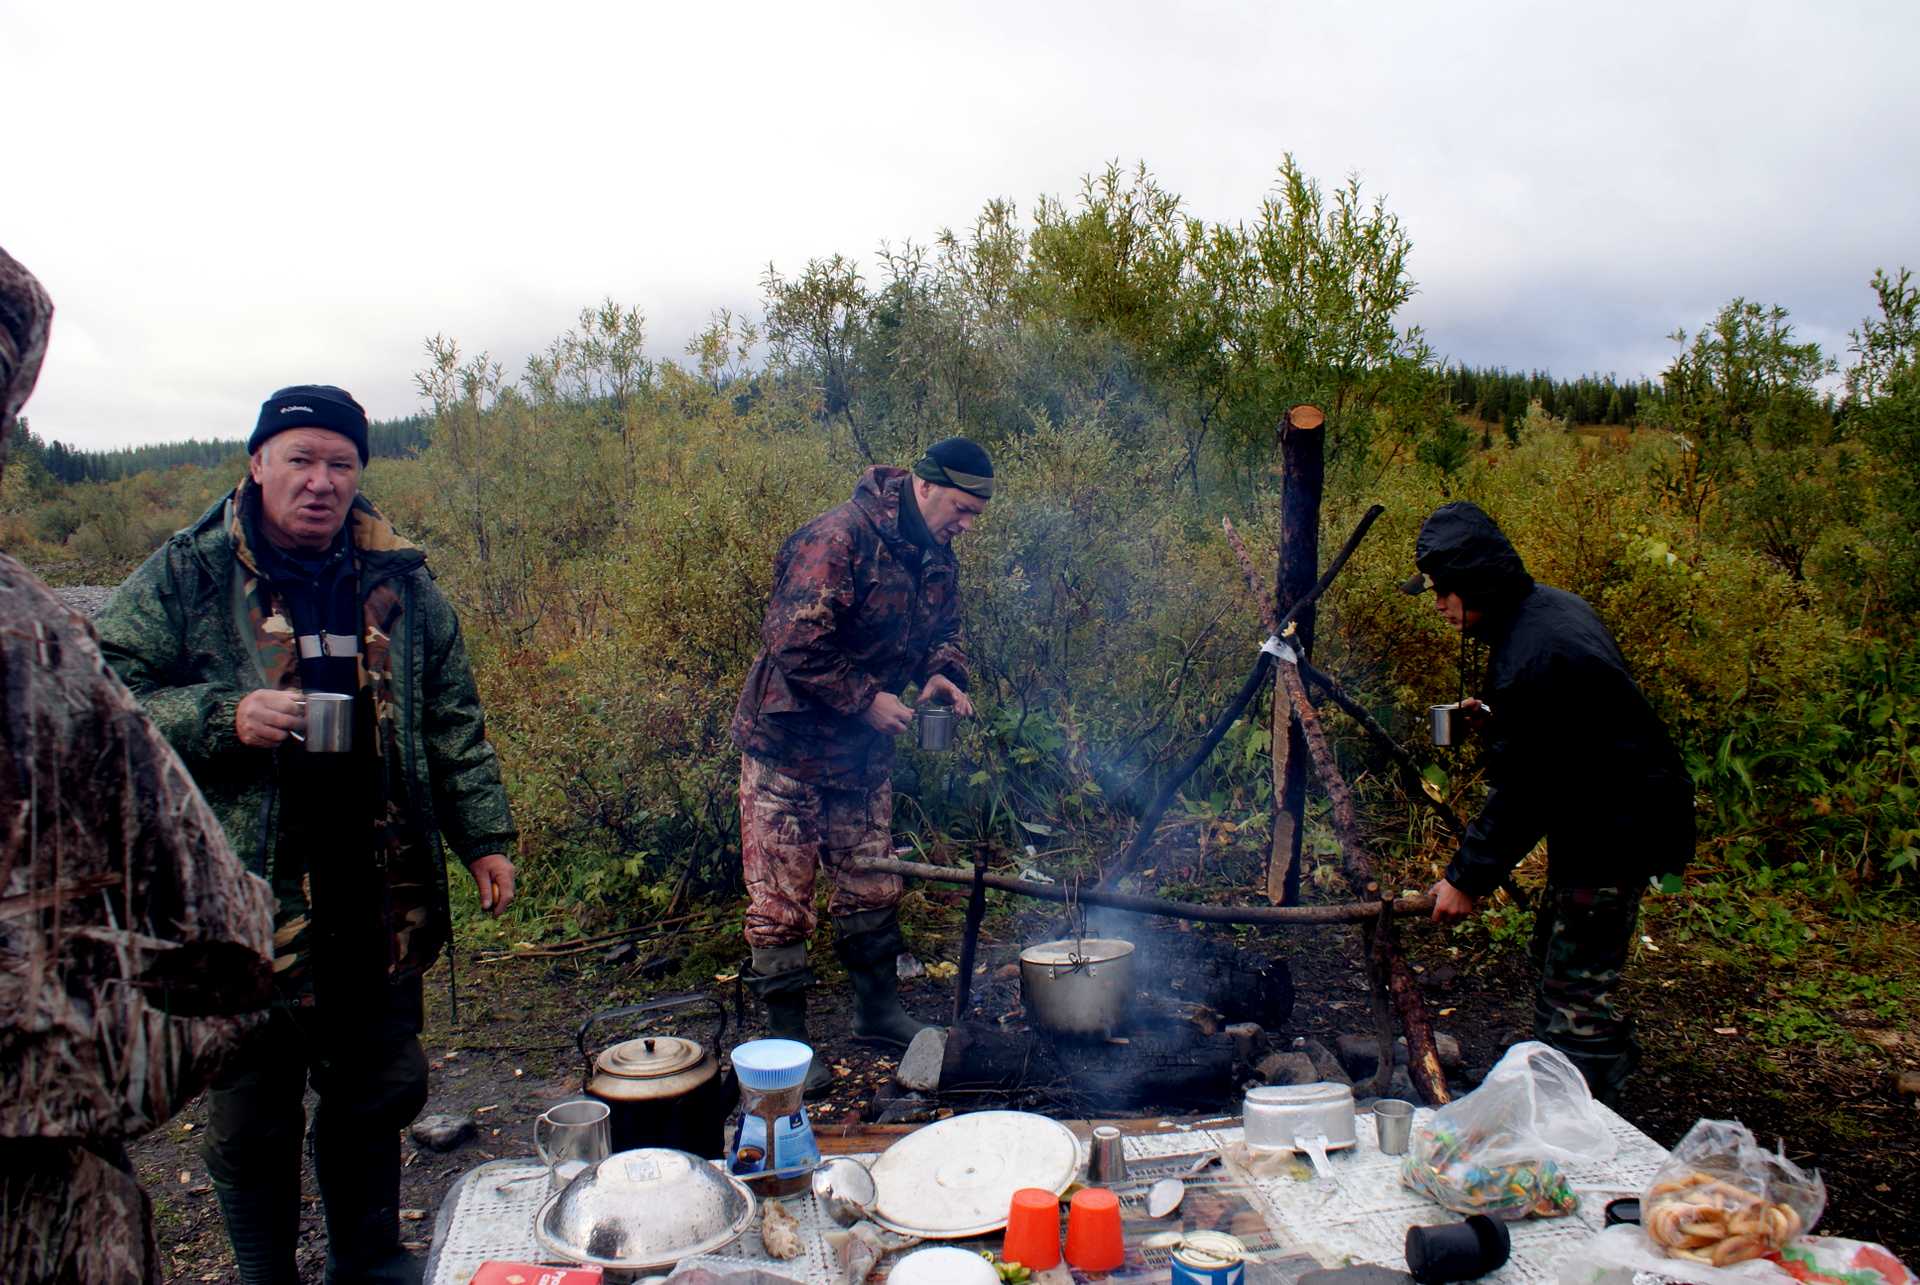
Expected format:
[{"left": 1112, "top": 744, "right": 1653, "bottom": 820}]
[
  {"left": 1604, "top": 1197, "right": 1642, "bottom": 1228},
  {"left": 1405, "top": 1214, "right": 1512, "bottom": 1283}
]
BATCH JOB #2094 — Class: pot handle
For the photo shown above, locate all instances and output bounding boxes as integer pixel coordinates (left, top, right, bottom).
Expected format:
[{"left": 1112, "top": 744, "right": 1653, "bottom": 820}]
[{"left": 574, "top": 991, "right": 729, "bottom": 1089}]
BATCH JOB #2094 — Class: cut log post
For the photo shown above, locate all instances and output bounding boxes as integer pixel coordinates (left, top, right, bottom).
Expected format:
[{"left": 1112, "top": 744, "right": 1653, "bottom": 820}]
[
  {"left": 1359, "top": 902, "right": 1397, "bottom": 1098},
  {"left": 953, "top": 855, "right": 989, "bottom": 1025},
  {"left": 1274, "top": 405, "right": 1326, "bottom": 907}
]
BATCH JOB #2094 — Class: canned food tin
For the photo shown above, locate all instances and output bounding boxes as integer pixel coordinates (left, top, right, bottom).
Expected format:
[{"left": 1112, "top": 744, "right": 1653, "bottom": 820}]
[{"left": 1170, "top": 1231, "right": 1246, "bottom": 1284}]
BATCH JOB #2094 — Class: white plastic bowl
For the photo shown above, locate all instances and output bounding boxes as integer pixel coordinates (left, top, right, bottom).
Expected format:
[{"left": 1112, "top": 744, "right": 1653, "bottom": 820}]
[{"left": 887, "top": 1245, "right": 1001, "bottom": 1283}]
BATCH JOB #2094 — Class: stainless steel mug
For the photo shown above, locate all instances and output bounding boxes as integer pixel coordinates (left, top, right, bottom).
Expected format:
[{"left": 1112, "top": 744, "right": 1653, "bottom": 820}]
[
  {"left": 1087, "top": 1124, "right": 1127, "bottom": 1185},
  {"left": 1372, "top": 1098, "right": 1415, "bottom": 1156},
  {"left": 1429, "top": 703, "right": 1461, "bottom": 747},
  {"left": 298, "top": 692, "right": 353, "bottom": 753},
  {"left": 535, "top": 1098, "right": 612, "bottom": 1193},
  {"left": 917, "top": 703, "right": 955, "bottom": 751}
]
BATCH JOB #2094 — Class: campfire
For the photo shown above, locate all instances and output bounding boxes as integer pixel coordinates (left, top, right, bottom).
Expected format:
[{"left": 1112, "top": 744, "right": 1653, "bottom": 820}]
[{"left": 876, "top": 921, "right": 1296, "bottom": 1120}]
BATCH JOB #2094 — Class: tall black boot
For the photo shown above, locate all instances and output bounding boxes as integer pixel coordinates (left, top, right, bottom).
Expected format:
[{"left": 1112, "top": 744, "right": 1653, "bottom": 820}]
[
  {"left": 834, "top": 909, "right": 932, "bottom": 1050},
  {"left": 210, "top": 1175, "right": 302, "bottom": 1285},
  {"left": 747, "top": 945, "right": 833, "bottom": 1097},
  {"left": 314, "top": 1125, "right": 419, "bottom": 1284}
]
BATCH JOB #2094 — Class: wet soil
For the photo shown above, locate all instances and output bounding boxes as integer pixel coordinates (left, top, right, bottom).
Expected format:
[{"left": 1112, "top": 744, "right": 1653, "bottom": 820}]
[{"left": 132, "top": 899, "right": 1919, "bottom": 1280}]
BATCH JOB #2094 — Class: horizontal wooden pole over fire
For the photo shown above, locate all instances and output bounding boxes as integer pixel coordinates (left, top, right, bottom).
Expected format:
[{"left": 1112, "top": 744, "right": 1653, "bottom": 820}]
[{"left": 851, "top": 855, "right": 1434, "bottom": 926}]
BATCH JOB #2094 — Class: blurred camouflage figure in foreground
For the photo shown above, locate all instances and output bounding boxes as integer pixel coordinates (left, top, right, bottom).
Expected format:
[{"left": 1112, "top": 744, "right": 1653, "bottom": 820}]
[{"left": 0, "top": 247, "right": 278, "bottom": 1281}]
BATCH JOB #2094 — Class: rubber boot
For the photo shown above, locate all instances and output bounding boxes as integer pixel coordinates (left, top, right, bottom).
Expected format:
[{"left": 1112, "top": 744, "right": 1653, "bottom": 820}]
[
  {"left": 210, "top": 1176, "right": 302, "bottom": 1285},
  {"left": 315, "top": 1125, "right": 420, "bottom": 1284},
  {"left": 834, "top": 909, "right": 932, "bottom": 1050},
  {"left": 747, "top": 945, "right": 833, "bottom": 1097}
]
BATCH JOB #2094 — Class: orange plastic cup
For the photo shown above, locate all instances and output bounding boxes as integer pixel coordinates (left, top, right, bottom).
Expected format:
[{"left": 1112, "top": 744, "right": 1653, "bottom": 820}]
[
  {"left": 1002, "top": 1187, "right": 1062, "bottom": 1270},
  {"left": 1064, "top": 1186, "right": 1125, "bottom": 1272}
]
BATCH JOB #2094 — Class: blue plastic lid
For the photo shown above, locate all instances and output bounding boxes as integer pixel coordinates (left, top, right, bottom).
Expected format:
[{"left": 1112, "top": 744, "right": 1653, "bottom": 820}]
[{"left": 731, "top": 1038, "right": 815, "bottom": 1089}]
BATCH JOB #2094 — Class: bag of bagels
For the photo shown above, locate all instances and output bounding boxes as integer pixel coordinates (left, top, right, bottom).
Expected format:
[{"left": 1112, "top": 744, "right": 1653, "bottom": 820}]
[{"left": 1641, "top": 1119, "right": 1825, "bottom": 1269}]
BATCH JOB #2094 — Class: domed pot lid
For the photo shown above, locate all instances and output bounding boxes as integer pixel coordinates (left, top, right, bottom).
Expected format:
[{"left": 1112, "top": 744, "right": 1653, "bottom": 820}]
[{"left": 598, "top": 1034, "right": 706, "bottom": 1080}]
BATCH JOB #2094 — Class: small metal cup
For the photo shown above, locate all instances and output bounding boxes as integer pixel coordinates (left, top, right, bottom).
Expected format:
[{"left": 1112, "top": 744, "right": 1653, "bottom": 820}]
[
  {"left": 1087, "top": 1125, "right": 1127, "bottom": 1185},
  {"left": 1429, "top": 703, "right": 1461, "bottom": 747},
  {"left": 917, "top": 703, "right": 955, "bottom": 752},
  {"left": 1373, "top": 1098, "right": 1415, "bottom": 1156},
  {"left": 534, "top": 1098, "right": 611, "bottom": 1193},
  {"left": 298, "top": 692, "right": 353, "bottom": 753}
]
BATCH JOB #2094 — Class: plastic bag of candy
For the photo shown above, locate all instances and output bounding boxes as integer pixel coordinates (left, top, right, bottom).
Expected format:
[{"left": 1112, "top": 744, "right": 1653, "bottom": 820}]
[
  {"left": 1642, "top": 1120, "right": 1825, "bottom": 1269},
  {"left": 1400, "top": 1041, "right": 1615, "bottom": 1219}
]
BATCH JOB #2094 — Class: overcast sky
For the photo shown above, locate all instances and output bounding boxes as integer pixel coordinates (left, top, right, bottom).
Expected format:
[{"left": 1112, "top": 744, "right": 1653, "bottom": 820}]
[{"left": 6, "top": 0, "right": 1916, "bottom": 450}]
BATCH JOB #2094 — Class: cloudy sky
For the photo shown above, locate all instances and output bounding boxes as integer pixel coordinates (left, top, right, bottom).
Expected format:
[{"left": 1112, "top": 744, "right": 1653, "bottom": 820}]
[{"left": 6, "top": 0, "right": 1916, "bottom": 450}]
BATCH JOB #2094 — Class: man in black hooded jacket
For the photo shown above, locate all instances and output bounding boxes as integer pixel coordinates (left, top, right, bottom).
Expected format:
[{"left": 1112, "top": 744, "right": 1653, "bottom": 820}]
[{"left": 1403, "top": 502, "right": 1693, "bottom": 1103}]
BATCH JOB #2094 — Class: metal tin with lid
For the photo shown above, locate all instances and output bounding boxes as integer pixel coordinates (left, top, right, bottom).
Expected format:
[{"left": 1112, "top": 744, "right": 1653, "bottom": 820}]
[{"left": 1170, "top": 1231, "right": 1247, "bottom": 1284}]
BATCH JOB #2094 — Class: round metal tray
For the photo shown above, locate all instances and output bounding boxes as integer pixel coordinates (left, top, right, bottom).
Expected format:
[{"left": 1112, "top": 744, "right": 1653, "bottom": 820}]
[{"left": 867, "top": 1110, "right": 1081, "bottom": 1239}]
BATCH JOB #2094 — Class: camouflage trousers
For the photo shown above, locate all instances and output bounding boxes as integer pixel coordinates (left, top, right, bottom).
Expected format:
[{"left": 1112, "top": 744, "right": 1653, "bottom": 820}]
[
  {"left": 0, "top": 1139, "right": 159, "bottom": 1284},
  {"left": 740, "top": 755, "right": 900, "bottom": 949},
  {"left": 1531, "top": 883, "right": 1643, "bottom": 1103}
]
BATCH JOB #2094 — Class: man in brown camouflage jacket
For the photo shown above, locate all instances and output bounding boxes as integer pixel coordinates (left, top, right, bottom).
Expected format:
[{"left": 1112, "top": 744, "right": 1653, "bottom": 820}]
[
  {"left": 96, "top": 383, "right": 517, "bottom": 1283},
  {"left": 0, "top": 247, "right": 277, "bottom": 1282},
  {"left": 732, "top": 437, "right": 991, "bottom": 1092}
]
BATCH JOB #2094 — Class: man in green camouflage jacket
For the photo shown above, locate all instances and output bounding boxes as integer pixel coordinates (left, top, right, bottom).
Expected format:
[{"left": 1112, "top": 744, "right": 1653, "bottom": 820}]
[
  {"left": 96, "top": 385, "right": 516, "bottom": 1285},
  {"left": 731, "top": 437, "right": 990, "bottom": 1094}
]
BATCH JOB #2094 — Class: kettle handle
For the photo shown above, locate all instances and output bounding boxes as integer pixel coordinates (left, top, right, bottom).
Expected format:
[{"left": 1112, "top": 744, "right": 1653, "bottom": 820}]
[{"left": 575, "top": 991, "right": 729, "bottom": 1089}]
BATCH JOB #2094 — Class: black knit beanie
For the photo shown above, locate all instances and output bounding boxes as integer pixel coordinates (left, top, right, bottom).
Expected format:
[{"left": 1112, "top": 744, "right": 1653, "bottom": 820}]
[
  {"left": 248, "top": 384, "right": 370, "bottom": 463},
  {"left": 912, "top": 436, "right": 995, "bottom": 499}
]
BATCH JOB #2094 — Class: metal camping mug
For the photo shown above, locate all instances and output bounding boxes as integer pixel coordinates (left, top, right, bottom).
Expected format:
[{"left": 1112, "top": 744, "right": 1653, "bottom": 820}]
[
  {"left": 535, "top": 1098, "right": 612, "bottom": 1193},
  {"left": 298, "top": 693, "right": 353, "bottom": 753},
  {"left": 1087, "top": 1125, "right": 1127, "bottom": 1185},
  {"left": 917, "top": 703, "right": 956, "bottom": 751},
  {"left": 1372, "top": 1099, "right": 1415, "bottom": 1156},
  {"left": 1429, "top": 703, "right": 1462, "bottom": 747}
]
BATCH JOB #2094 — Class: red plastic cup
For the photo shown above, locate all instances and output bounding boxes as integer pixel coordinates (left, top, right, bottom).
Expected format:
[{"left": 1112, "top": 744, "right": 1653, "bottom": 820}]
[
  {"left": 1001, "top": 1187, "right": 1062, "bottom": 1270},
  {"left": 1064, "top": 1187, "right": 1125, "bottom": 1272}
]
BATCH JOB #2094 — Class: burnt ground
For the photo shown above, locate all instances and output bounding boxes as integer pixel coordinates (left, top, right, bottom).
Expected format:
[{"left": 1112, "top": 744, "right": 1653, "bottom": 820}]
[{"left": 132, "top": 894, "right": 1920, "bottom": 1281}]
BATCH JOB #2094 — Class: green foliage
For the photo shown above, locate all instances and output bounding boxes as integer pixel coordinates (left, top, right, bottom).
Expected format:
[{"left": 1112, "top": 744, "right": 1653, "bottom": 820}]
[
  {"left": 8, "top": 164, "right": 1917, "bottom": 944},
  {"left": 1842, "top": 267, "right": 1920, "bottom": 615}
]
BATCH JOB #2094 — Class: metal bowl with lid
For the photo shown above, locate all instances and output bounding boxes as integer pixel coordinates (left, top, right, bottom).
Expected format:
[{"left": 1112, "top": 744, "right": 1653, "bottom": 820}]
[{"left": 533, "top": 1146, "right": 756, "bottom": 1272}]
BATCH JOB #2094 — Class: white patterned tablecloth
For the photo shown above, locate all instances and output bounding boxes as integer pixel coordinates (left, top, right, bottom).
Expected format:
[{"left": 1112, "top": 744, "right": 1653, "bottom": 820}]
[{"left": 425, "top": 1105, "right": 1668, "bottom": 1284}]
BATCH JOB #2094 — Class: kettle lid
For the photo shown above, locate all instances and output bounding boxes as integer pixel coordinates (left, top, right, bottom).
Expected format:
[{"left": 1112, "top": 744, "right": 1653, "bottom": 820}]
[{"left": 598, "top": 1034, "right": 707, "bottom": 1080}]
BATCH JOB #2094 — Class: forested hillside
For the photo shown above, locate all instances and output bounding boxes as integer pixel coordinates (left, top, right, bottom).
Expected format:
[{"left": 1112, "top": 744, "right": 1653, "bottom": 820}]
[{"left": 6, "top": 161, "right": 1916, "bottom": 946}]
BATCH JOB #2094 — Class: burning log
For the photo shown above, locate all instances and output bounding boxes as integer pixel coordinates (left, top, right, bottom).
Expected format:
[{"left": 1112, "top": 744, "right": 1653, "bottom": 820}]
[{"left": 939, "top": 1022, "right": 1238, "bottom": 1114}]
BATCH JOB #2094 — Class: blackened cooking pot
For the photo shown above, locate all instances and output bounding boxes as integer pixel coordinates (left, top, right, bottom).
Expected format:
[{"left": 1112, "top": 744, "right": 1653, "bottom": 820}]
[{"left": 577, "top": 991, "right": 734, "bottom": 1159}]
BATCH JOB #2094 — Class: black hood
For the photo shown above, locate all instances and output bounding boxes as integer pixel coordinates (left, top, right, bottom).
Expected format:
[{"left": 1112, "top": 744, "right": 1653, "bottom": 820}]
[{"left": 1403, "top": 502, "right": 1534, "bottom": 609}]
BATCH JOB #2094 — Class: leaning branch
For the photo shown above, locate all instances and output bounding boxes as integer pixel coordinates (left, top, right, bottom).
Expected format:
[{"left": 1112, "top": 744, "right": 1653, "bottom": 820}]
[
  {"left": 1276, "top": 660, "right": 1451, "bottom": 1104},
  {"left": 1098, "top": 504, "right": 1385, "bottom": 890}
]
